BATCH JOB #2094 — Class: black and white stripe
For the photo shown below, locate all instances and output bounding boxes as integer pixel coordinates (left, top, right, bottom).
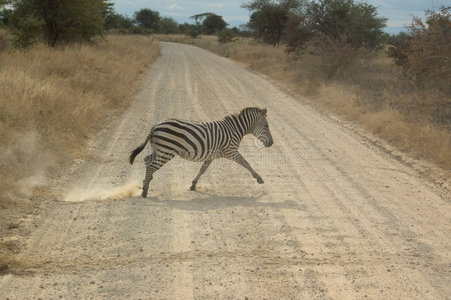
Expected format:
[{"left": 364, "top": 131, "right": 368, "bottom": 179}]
[{"left": 129, "top": 107, "right": 273, "bottom": 197}]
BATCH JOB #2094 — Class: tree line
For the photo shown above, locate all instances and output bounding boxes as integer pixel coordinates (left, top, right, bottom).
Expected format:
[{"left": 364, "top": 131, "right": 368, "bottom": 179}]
[
  {"left": 243, "top": 0, "right": 449, "bottom": 90},
  {"left": 0, "top": 0, "right": 244, "bottom": 48},
  {"left": 242, "top": 0, "right": 387, "bottom": 49},
  {"left": 0, "top": 0, "right": 449, "bottom": 89}
]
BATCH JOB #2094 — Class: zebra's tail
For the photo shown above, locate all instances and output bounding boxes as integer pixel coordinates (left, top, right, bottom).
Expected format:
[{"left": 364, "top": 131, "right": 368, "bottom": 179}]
[{"left": 129, "top": 126, "right": 154, "bottom": 164}]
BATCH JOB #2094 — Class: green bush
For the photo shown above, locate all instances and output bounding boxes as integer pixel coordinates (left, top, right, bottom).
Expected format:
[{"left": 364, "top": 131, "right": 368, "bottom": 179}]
[
  {"left": 9, "top": 0, "right": 109, "bottom": 47},
  {"left": 217, "top": 29, "right": 237, "bottom": 43}
]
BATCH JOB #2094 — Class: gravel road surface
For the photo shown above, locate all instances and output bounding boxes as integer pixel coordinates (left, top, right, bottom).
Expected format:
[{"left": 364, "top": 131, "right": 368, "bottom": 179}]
[{"left": 1, "top": 42, "right": 449, "bottom": 299}]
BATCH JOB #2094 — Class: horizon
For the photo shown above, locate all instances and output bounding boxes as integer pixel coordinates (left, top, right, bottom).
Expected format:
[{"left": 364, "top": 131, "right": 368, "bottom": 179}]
[{"left": 112, "top": 0, "right": 448, "bottom": 35}]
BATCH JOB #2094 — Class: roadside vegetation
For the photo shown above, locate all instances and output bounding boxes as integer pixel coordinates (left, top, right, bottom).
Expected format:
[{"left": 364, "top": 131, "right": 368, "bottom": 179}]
[
  {"left": 0, "top": 35, "right": 159, "bottom": 203},
  {"left": 0, "top": 0, "right": 160, "bottom": 198},
  {"left": 0, "top": 1, "right": 160, "bottom": 269},
  {"left": 156, "top": 1, "right": 450, "bottom": 171},
  {"left": 0, "top": 3, "right": 160, "bottom": 200}
]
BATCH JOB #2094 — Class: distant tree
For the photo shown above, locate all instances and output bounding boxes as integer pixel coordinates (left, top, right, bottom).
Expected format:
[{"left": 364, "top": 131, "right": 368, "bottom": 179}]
[
  {"left": 104, "top": 12, "right": 138, "bottom": 33},
  {"left": 217, "top": 28, "right": 238, "bottom": 43},
  {"left": 0, "top": 7, "right": 13, "bottom": 27},
  {"left": 158, "top": 17, "right": 178, "bottom": 34},
  {"left": 189, "top": 12, "right": 212, "bottom": 37},
  {"left": 282, "top": 0, "right": 387, "bottom": 52},
  {"left": 0, "top": 0, "right": 9, "bottom": 8},
  {"left": 105, "top": 12, "right": 124, "bottom": 30},
  {"left": 392, "top": 6, "right": 450, "bottom": 92},
  {"left": 179, "top": 22, "right": 198, "bottom": 37},
  {"left": 282, "top": 13, "right": 313, "bottom": 52},
  {"left": 202, "top": 13, "right": 227, "bottom": 34},
  {"left": 0, "top": 0, "right": 11, "bottom": 24},
  {"left": 387, "top": 31, "right": 411, "bottom": 46},
  {"left": 242, "top": 0, "right": 303, "bottom": 46},
  {"left": 0, "top": 0, "right": 11, "bottom": 50},
  {"left": 305, "top": 0, "right": 386, "bottom": 48},
  {"left": 134, "top": 8, "right": 160, "bottom": 31},
  {"left": 9, "top": 0, "right": 110, "bottom": 47}
]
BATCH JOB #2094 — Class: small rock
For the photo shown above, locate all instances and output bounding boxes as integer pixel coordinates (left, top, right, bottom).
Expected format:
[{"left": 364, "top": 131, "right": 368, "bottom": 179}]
[
  {"left": 0, "top": 263, "right": 9, "bottom": 271},
  {"left": 7, "top": 223, "right": 19, "bottom": 229}
]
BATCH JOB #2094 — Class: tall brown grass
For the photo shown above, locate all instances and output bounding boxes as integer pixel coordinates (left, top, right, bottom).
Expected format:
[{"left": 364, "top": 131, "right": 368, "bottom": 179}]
[
  {"left": 0, "top": 35, "right": 160, "bottom": 204},
  {"left": 156, "top": 34, "right": 450, "bottom": 171},
  {"left": 0, "top": 35, "right": 159, "bottom": 272}
]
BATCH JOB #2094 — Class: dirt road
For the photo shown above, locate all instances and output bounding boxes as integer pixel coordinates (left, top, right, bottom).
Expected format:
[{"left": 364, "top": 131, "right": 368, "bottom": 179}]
[{"left": 1, "top": 42, "right": 450, "bottom": 299}]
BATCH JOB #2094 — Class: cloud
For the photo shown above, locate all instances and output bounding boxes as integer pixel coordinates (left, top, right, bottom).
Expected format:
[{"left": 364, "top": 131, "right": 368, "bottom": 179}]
[
  {"left": 168, "top": 3, "right": 183, "bottom": 10},
  {"left": 125, "top": 0, "right": 137, "bottom": 8}
]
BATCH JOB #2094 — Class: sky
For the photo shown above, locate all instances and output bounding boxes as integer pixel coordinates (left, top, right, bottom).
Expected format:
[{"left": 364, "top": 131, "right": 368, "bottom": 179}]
[{"left": 112, "top": 0, "right": 449, "bottom": 34}]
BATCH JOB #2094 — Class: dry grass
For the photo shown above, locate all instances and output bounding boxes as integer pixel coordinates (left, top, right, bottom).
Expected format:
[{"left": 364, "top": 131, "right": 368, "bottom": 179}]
[
  {"left": 0, "top": 34, "right": 160, "bottom": 272},
  {"left": 156, "top": 34, "right": 451, "bottom": 170},
  {"left": 0, "top": 35, "right": 160, "bottom": 203}
]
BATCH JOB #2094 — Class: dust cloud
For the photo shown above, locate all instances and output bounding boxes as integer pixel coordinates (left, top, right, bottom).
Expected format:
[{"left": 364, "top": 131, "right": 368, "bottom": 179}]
[
  {"left": 63, "top": 181, "right": 141, "bottom": 202},
  {"left": 0, "top": 131, "right": 55, "bottom": 198}
]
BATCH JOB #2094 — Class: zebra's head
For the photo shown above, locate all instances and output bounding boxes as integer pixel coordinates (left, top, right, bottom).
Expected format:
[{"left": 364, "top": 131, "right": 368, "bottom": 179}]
[{"left": 243, "top": 107, "right": 273, "bottom": 147}]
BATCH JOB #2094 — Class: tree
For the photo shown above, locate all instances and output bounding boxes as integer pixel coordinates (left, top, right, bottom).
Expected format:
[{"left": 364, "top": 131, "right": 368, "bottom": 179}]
[
  {"left": 392, "top": 6, "right": 450, "bottom": 92},
  {"left": 9, "top": 0, "right": 110, "bottom": 47},
  {"left": 283, "top": 13, "right": 313, "bottom": 51},
  {"left": 202, "top": 13, "right": 227, "bottom": 34},
  {"left": 0, "top": 6, "right": 13, "bottom": 27},
  {"left": 242, "top": 0, "right": 303, "bottom": 46},
  {"left": 282, "top": 0, "right": 387, "bottom": 52},
  {"left": 0, "top": 0, "right": 11, "bottom": 50},
  {"left": 0, "top": 0, "right": 10, "bottom": 25},
  {"left": 217, "top": 28, "right": 238, "bottom": 43},
  {"left": 0, "top": 0, "right": 10, "bottom": 8},
  {"left": 158, "top": 17, "right": 178, "bottom": 34},
  {"left": 189, "top": 12, "right": 211, "bottom": 37},
  {"left": 134, "top": 8, "right": 160, "bottom": 31},
  {"left": 305, "top": 0, "right": 386, "bottom": 48},
  {"left": 105, "top": 12, "right": 139, "bottom": 33},
  {"left": 8, "top": 0, "right": 42, "bottom": 47},
  {"left": 179, "top": 22, "right": 198, "bottom": 38}
]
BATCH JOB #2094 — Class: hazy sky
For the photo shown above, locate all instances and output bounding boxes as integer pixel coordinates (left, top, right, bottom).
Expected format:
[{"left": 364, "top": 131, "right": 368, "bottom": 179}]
[{"left": 112, "top": 0, "right": 448, "bottom": 34}]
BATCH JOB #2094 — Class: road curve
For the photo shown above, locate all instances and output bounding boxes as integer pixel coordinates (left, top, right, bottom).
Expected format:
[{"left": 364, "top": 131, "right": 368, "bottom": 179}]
[{"left": 1, "top": 42, "right": 450, "bottom": 299}]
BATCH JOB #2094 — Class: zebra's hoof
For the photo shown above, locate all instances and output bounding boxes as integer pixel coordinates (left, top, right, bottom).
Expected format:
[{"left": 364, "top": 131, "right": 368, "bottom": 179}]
[
  {"left": 190, "top": 185, "right": 196, "bottom": 191},
  {"left": 142, "top": 192, "right": 147, "bottom": 198},
  {"left": 256, "top": 177, "right": 264, "bottom": 184}
]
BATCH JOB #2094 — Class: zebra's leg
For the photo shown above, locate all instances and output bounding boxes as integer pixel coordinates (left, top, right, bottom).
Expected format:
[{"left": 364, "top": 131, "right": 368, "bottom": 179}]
[
  {"left": 227, "top": 151, "right": 264, "bottom": 184},
  {"left": 190, "top": 159, "right": 213, "bottom": 191},
  {"left": 142, "top": 151, "right": 174, "bottom": 198}
]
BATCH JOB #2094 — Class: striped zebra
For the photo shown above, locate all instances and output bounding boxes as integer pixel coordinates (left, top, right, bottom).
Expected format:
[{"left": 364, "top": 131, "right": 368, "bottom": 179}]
[{"left": 129, "top": 107, "right": 273, "bottom": 197}]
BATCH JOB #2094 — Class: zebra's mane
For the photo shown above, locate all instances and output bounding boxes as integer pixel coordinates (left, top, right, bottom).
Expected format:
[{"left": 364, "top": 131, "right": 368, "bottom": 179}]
[{"left": 224, "top": 107, "right": 263, "bottom": 121}]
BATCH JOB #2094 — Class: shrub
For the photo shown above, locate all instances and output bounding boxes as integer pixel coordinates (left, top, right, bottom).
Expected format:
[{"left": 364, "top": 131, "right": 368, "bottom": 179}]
[
  {"left": 10, "top": 15, "right": 41, "bottom": 48},
  {"left": 283, "top": 0, "right": 387, "bottom": 52},
  {"left": 9, "top": 0, "right": 109, "bottom": 47},
  {"left": 407, "top": 6, "right": 450, "bottom": 92},
  {"left": 0, "top": 30, "right": 9, "bottom": 51},
  {"left": 217, "top": 29, "right": 238, "bottom": 44},
  {"left": 300, "top": 33, "right": 358, "bottom": 81},
  {"left": 203, "top": 14, "right": 227, "bottom": 35},
  {"left": 388, "top": 6, "right": 450, "bottom": 93},
  {"left": 386, "top": 32, "right": 411, "bottom": 70}
]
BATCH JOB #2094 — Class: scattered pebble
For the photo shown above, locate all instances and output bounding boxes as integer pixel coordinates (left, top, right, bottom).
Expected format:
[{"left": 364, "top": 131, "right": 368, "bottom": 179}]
[
  {"left": 7, "top": 223, "right": 19, "bottom": 229},
  {"left": 0, "top": 263, "right": 9, "bottom": 271}
]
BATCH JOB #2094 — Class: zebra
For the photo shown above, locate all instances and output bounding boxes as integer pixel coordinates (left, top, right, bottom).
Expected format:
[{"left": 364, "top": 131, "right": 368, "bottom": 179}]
[{"left": 129, "top": 107, "right": 273, "bottom": 197}]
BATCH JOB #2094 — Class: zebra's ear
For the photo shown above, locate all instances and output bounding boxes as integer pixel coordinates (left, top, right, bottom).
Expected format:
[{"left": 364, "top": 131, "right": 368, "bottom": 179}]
[{"left": 261, "top": 108, "right": 267, "bottom": 116}]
